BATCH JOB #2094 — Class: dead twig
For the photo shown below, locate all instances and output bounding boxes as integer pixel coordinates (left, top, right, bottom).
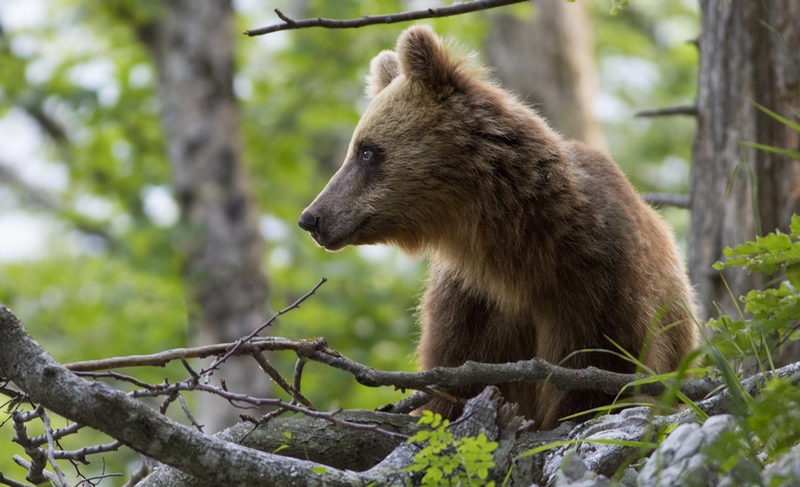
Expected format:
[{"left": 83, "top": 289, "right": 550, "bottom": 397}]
[
  {"left": 0, "top": 471, "right": 31, "bottom": 487},
  {"left": 251, "top": 353, "right": 315, "bottom": 409},
  {"left": 65, "top": 338, "right": 299, "bottom": 372},
  {"left": 244, "top": 0, "right": 527, "bottom": 36},
  {"left": 635, "top": 104, "right": 698, "bottom": 117},
  {"left": 40, "top": 409, "right": 69, "bottom": 487},
  {"left": 641, "top": 193, "right": 691, "bottom": 209},
  {"left": 202, "top": 278, "right": 327, "bottom": 375},
  {"left": 292, "top": 358, "right": 306, "bottom": 394},
  {"left": 12, "top": 406, "right": 50, "bottom": 485}
]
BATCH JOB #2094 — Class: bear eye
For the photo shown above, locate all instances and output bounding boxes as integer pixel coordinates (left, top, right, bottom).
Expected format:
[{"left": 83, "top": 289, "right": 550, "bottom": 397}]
[{"left": 355, "top": 143, "right": 382, "bottom": 167}]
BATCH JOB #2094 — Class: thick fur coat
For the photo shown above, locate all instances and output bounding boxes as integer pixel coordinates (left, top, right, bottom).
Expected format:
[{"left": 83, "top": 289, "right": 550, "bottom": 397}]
[{"left": 299, "top": 26, "right": 698, "bottom": 429}]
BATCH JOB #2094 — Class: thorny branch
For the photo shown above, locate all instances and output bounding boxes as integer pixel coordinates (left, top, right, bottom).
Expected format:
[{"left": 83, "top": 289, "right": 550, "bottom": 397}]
[{"left": 244, "top": 0, "right": 528, "bottom": 36}]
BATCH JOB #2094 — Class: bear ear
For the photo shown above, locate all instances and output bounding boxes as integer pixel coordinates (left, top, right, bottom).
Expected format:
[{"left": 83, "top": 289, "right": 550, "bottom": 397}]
[
  {"left": 397, "top": 25, "right": 456, "bottom": 94},
  {"left": 366, "top": 50, "right": 401, "bottom": 98}
]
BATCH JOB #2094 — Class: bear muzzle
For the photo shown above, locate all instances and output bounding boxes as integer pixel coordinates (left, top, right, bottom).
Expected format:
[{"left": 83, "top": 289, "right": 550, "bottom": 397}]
[
  {"left": 298, "top": 210, "right": 342, "bottom": 250},
  {"left": 298, "top": 210, "right": 327, "bottom": 247},
  {"left": 298, "top": 207, "right": 372, "bottom": 251},
  {"left": 298, "top": 211, "right": 319, "bottom": 234}
]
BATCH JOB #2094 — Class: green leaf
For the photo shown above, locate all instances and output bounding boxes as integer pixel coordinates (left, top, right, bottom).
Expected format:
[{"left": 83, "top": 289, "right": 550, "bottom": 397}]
[
  {"left": 786, "top": 263, "right": 800, "bottom": 289},
  {"left": 792, "top": 215, "right": 800, "bottom": 236},
  {"left": 310, "top": 466, "right": 327, "bottom": 475},
  {"left": 758, "top": 233, "right": 792, "bottom": 253},
  {"left": 727, "top": 241, "right": 762, "bottom": 256}
]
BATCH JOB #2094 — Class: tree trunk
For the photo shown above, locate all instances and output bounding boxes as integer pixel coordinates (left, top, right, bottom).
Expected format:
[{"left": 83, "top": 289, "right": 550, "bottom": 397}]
[
  {"left": 485, "top": 0, "right": 606, "bottom": 151},
  {"left": 144, "top": 0, "right": 270, "bottom": 431},
  {"left": 689, "top": 1, "right": 800, "bottom": 328}
]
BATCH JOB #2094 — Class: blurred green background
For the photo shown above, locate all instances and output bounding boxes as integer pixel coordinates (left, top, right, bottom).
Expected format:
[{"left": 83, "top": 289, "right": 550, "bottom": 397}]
[{"left": 0, "top": 0, "right": 698, "bottom": 483}]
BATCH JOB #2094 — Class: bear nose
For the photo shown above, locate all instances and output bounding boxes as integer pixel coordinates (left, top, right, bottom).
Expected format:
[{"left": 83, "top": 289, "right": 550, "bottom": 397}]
[{"left": 298, "top": 211, "right": 319, "bottom": 233}]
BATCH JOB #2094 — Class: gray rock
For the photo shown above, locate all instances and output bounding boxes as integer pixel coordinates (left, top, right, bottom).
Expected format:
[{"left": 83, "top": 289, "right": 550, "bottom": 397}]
[
  {"left": 637, "top": 414, "right": 737, "bottom": 487},
  {"left": 543, "top": 408, "right": 653, "bottom": 487}
]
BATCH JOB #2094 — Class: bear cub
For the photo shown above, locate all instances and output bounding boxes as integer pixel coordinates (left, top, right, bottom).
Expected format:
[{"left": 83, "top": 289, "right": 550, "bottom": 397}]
[{"left": 299, "top": 25, "right": 698, "bottom": 430}]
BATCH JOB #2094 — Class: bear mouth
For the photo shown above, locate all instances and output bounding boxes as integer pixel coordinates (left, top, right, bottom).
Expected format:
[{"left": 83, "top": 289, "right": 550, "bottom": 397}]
[{"left": 315, "top": 216, "right": 373, "bottom": 251}]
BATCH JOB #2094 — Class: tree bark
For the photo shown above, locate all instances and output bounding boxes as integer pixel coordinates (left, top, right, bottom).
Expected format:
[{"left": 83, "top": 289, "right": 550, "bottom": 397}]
[
  {"left": 485, "top": 0, "right": 606, "bottom": 151},
  {"left": 689, "top": 1, "right": 800, "bottom": 326},
  {"left": 143, "top": 0, "right": 271, "bottom": 431}
]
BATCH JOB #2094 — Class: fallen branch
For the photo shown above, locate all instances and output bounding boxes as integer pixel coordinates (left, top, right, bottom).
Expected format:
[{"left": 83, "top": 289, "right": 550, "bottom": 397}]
[
  {"left": 244, "top": 0, "right": 527, "bottom": 36},
  {"left": 63, "top": 336, "right": 722, "bottom": 404}
]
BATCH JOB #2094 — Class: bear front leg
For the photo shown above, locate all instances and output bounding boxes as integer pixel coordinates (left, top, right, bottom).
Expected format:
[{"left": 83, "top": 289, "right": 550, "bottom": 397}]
[{"left": 416, "top": 263, "right": 537, "bottom": 420}]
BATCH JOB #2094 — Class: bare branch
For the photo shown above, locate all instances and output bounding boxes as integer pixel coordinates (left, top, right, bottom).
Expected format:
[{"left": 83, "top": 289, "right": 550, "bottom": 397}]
[
  {"left": 292, "top": 358, "right": 306, "bottom": 394},
  {"left": 74, "top": 370, "right": 157, "bottom": 389},
  {"left": 635, "top": 104, "right": 698, "bottom": 118},
  {"left": 294, "top": 338, "right": 722, "bottom": 401},
  {"left": 65, "top": 337, "right": 300, "bottom": 372},
  {"left": 202, "top": 277, "right": 326, "bottom": 374},
  {"left": 244, "top": 0, "right": 528, "bottom": 36},
  {"left": 52, "top": 441, "right": 122, "bottom": 462},
  {"left": 67, "top": 334, "right": 720, "bottom": 405},
  {"left": 641, "top": 193, "right": 691, "bottom": 209},
  {"left": 11, "top": 456, "right": 59, "bottom": 484},
  {"left": 30, "top": 422, "right": 84, "bottom": 447},
  {"left": 122, "top": 457, "right": 152, "bottom": 487},
  {"left": 0, "top": 471, "right": 31, "bottom": 487},
  {"left": 251, "top": 352, "right": 315, "bottom": 409},
  {"left": 11, "top": 406, "right": 50, "bottom": 485},
  {"left": 75, "top": 472, "right": 122, "bottom": 486},
  {"left": 695, "top": 360, "right": 800, "bottom": 418},
  {"left": 41, "top": 409, "right": 69, "bottom": 487},
  {"left": 384, "top": 390, "right": 432, "bottom": 414},
  {"left": 177, "top": 394, "right": 204, "bottom": 432}
]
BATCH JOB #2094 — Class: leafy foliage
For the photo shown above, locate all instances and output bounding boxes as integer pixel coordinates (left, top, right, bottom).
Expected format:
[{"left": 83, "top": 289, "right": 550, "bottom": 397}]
[
  {"left": 747, "top": 378, "right": 800, "bottom": 458},
  {"left": 406, "top": 411, "right": 499, "bottom": 487},
  {"left": 708, "top": 215, "right": 800, "bottom": 371},
  {"left": 692, "top": 216, "right": 800, "bottom": 482}
]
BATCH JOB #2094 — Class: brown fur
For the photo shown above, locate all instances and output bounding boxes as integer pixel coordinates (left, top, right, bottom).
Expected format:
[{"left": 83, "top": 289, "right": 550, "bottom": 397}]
[{"left": 299, "top": 26, "right": 698, "bottom": 430}]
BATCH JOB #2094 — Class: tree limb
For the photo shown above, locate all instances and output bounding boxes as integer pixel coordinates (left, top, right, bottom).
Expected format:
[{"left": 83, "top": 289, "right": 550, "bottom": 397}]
[
  {"left": 635, "top": 104, "right": 698, "bottom": 117},
  {"left": 64, "top": 338, "right": 302, "bottom": 371},
  {"left": 294, "top": 339, "right": 722, "bottom": 402},
  {"left": 244, "top": 0, "right": 528, "bottom": 36},
  {"left": 641, "top": 192, "right": 691, "bottom": 209},
  {"left": 64, "top": 335, "right": 722, "bottom": 404}
]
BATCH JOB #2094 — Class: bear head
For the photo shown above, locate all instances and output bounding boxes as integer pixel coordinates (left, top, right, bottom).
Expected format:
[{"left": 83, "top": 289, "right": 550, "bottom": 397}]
[{"left": 299, "top": 25, "right": 528, "bottom": 254}]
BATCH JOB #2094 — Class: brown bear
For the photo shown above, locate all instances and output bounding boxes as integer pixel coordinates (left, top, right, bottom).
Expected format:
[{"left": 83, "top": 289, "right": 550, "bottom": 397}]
[{"left": 298, "top": 25, "right": 698, "bottom": 430}]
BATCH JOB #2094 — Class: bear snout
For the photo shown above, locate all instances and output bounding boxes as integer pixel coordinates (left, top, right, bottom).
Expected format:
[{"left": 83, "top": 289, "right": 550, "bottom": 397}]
[{"left": 298, "top": 211, "right": 319, "bottom": 234}]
